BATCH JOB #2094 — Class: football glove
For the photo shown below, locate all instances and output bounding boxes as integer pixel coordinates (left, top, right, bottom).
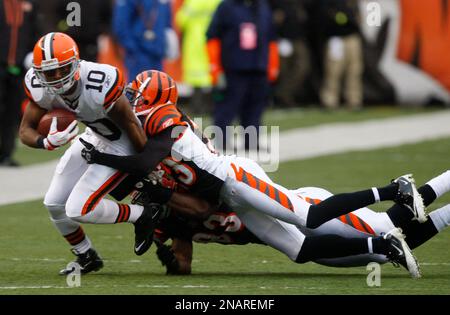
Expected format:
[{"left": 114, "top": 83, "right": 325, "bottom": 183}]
[
  {"left": 44, "top": 117, "right": 79, "bottom": 150},
  {"left": 79, "top": 138, "right": 101, "bottom": 164}
]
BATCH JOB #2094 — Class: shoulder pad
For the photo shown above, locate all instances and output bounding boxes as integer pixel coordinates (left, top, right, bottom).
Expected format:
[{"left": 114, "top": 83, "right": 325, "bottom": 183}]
[
  {"left": 23, "top": 68, "right": 53, "bottom": 109},
  {"left": 143, "top": 104, "right": 184, "bottom": 136},
  {"left": 80, "top": 61, "right": 125, "bottom": 113}
]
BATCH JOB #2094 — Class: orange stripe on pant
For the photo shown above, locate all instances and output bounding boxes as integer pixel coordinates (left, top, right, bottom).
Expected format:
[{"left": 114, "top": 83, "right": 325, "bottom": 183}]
[
  {"left": 231, "top": 163, "right": 294, "bottom": 212},
  {"left": 82, "top": 171, "right": 126, "bottom": 215}
]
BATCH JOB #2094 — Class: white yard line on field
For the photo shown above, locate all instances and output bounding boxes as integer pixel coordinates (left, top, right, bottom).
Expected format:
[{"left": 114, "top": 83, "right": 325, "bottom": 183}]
[{"left": 1, "top": 111, "right": 450, "bottom": 206}]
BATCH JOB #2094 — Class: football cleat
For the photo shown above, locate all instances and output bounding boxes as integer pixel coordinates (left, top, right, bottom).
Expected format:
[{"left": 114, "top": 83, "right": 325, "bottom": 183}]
[
  {"left": 133, "top": 203, "right": 165, "bottom": 256},
  {"left": 392, "top": 174, "right": 427, "bottom": 223},
  {"left": 59, "top": 248, "right": 103, "bottom": 275},
  {"left": 384, "top": 228, "right": 421, "bottom": 278}
]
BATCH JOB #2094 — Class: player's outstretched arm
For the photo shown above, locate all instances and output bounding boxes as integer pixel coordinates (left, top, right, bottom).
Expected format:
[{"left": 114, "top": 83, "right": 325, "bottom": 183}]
[
  {"left": 80, "top": 127, "right": 174, "bottom": 177},
  {"left": 107, "top": 94, "right": 147, "bottom": 152}
]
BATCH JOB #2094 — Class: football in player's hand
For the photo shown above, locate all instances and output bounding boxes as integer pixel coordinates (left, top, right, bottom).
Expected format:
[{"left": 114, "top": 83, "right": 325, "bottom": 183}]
[{"left": 37, "top": 109, "right": 77, "bottom": 136}]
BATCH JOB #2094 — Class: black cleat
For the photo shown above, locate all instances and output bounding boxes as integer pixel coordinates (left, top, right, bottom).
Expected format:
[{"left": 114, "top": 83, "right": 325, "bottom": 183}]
[
  {"left": 392, "top": 174, "right": 427, "bottom": 223},
  {"left": 384, "top": 228, "right": 421, "bottom": 278},
  {"left": 59, "top": 248, "right": 103, "bottom": 275},
  {"left": 133, "top": 203, "right": 165, "bottom": 256}
]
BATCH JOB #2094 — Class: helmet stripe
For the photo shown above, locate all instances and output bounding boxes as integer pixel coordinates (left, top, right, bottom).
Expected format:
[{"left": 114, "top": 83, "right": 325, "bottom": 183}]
[
  {"left": 39, "top": 37, "right": 46, "bottom": 62},
  {"left": 151, "top": 71, "right": 163, "bottom": 105},
  {"left": 49, "top": 32, "right": 55, "bottom": 59},
  {"left": 43, "top": 33, "right": 53, "bottom": 60},
  {"left": 164, "top": 76, "right": 173, "bottom": 104}
]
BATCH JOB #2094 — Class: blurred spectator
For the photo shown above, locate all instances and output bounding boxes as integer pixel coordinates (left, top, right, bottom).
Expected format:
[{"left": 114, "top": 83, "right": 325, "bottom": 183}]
[
  {"left": 0, "top": 0, "right": 40, "bottom": 166},
  {"left": 318, "top": 0, "right": 363, "bottom": 110},
  {"left": 271, "top": 0, "right": 311, "bottom": 108},
  {"left": 207, "top": 0, "right": 279, "bottom": 150},
  {"left": 175, "top": 0, "right": 221, "bottom": 115},
  {"left": 112, "top": 0, "right": 177, "bottom": 79}
]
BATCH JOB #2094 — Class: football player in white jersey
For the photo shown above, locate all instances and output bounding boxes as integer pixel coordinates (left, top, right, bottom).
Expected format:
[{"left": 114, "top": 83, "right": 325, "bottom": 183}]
[
  {"left": 80, "top": 70, "right": 427, "bottom": 277},
  {"left": 151, "top": 171, "right": 450, "bottom": 276},
  {"left": 19, "top": 33, "right": 161, "bottom": 275}
]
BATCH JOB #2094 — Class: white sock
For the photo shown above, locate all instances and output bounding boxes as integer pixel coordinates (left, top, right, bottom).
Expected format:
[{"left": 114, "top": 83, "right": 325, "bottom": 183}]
[
  {"left": 73, "top": 236, "right": 92, "bottom": 254},
  {"left": 426, "top": 170, "right": 450, "bottom": 199},
  {"left": 429, "top": 204, "right": 450, "bottom": 232},
  {"left": 73, "top": 200, "right": 143, "bottom": 224},
  {"left": 128, "top": 204, "right": 144, "bottom": 223},
  {"left": 372, "top": 187, "right": 381, "bottom": 203},
  {"left": 367, "top": 237, "right": 374, "bottom": 254}
]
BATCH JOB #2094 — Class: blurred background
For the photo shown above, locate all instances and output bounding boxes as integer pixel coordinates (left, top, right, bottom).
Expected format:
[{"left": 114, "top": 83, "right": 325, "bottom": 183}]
[
  {"left": 1, "top": 0, "right": 450, "bottom": 163},
  {"left": 28, "top": 0, "right": 450, "bottom": 106}
]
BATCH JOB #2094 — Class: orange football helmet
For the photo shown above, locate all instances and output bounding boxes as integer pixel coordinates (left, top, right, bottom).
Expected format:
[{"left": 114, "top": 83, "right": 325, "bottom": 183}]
[
  {"left": 32, "top": 32, "right": 80, "bottom": 94},
  {"left": 125, "top": 70, "right": 178, "bottom": 115}
]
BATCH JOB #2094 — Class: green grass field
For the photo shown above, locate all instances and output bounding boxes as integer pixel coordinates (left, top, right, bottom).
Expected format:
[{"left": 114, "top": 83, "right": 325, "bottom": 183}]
[{"left": 1, "top": 136, "right": 449, "bottom": 295}]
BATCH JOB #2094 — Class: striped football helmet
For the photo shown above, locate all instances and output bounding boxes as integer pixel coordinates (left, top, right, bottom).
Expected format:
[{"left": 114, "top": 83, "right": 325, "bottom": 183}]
[
  {"left": 125, "top": 70, "right": 178, "bottom": 115},
  {"left": 32, "top": 32, "right": 80, "bottom": 94}
]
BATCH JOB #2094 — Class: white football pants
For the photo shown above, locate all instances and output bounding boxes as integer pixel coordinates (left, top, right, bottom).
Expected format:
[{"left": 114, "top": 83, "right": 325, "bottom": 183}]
[
  {"left": 43, "top": 131, "right": 142, "bottom": 246},
  {"left": 219, "top": 157, "right": 393, "bottom": 265}
]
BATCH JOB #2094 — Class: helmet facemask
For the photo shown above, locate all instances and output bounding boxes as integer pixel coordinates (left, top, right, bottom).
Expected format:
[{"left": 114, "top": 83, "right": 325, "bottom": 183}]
[
  {"left": 125, "top": 77, "right": 152, "bottom": 115},
  {"left": 33, "top": 57, "right": 79, "bottom": 95}
]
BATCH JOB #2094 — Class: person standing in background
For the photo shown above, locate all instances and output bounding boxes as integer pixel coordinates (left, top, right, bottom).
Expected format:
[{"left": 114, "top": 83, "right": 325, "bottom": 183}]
[
  {"left": 207, "top": 0, "right": 279, "bottom": 151},
  {"left": 271, "top": 0, "right": 312, "bottom": 108},
  {"left": 175, "top": 0, "right": 221, "bottom": 115},
  {"left": 112, "top": 0, "right": 175, "bottom": 79},
  {"left": 318, "top": 0, "right": 363, "bottom": 110},
  {"left": 0, "top": 0, "right": 40, "bottom": 166}
]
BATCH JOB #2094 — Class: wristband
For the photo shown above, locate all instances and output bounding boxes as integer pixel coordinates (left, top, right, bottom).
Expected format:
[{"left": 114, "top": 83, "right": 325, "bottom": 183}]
[{"left": 36, "top": 136, "right": 45, "bottom": 149}]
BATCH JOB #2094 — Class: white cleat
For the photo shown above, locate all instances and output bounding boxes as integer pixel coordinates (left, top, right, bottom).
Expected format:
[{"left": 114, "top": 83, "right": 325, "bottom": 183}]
[
  {"left": 384, "top": 228, "right": 421, "bottom": 279},
  {"left": 392, "top": 174, "right": 427, "bottom": 223}
]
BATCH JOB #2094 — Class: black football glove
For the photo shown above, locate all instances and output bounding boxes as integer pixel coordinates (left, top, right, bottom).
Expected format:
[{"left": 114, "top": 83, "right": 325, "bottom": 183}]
[
  {"left": 79, "top": 138, "right": 101, "bottom": 164},
  {"left": 156, "top": 243, "right": 180, "bottom": 275}
]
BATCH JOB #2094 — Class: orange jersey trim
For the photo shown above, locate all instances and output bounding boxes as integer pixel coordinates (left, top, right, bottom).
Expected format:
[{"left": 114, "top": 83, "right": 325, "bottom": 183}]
[{"left": 104, "top": 68, "right": 125, "bottom": 111}]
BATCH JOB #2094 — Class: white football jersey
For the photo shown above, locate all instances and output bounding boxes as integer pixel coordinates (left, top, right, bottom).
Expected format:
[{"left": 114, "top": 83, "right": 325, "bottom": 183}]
[{"left": 24, "top": 60, "right": 135, "bottom": 153}]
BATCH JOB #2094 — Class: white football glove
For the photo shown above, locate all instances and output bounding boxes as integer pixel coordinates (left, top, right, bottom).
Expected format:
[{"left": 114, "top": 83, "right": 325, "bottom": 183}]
[{"left": 44, "top": 117, "right": 79, "bottom": 150}]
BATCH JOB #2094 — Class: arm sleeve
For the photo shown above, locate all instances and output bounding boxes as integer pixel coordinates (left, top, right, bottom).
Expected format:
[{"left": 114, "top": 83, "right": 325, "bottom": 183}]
[{"left": 93, "top": 127, "right": 175, "bottom": 177}]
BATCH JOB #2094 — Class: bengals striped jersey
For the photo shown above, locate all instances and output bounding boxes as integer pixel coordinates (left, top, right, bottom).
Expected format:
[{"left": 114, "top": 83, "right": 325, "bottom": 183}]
[
  {"left": 141, "top": 103, "right": 233, "bottom": 203},
  {"left": 24, "top": 60, "right": 133, "bottom": 151}
]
